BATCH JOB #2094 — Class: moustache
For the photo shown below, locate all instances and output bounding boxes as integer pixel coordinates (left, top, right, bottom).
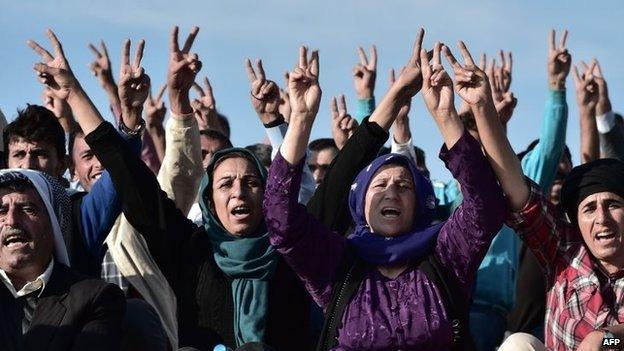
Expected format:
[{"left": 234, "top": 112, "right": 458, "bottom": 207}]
[{"left": 1, "top": 227, "right": 31, "bottom": 245}]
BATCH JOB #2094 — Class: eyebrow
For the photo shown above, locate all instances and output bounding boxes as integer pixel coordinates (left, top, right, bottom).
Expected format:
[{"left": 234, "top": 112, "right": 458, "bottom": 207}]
[
  {"left": 216, "top": 173, "right": 261, "bottom": 181},
  {"left": 0, "top": 201, "right": 40, "bottom": 208}
]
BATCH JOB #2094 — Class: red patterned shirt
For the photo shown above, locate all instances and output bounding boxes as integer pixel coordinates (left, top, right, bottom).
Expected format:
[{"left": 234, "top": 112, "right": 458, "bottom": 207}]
[{"left": 507, "top": 181, "right": 624, "bottom": 350}]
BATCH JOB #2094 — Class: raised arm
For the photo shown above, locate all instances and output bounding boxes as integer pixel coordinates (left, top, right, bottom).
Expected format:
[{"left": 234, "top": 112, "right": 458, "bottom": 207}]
[
  {"left": 520, "top": 32, "right": 570, "bottom": 189},
  {"left": 191, "top": 76, "right": 228, "bottom": 136},
  {"left": 29, "top": 29, "right": 105, "bottom": 134},
  {"left": 245, "top": 58, "right": 316, "bottom": 203},
  {"left": 280, "top": 46, "right": 321, "bottom": 163},
  {"left": 574, "top": 60, "right": 600, "bottom": 164},
  {"left": 29, "top": 30, "right": 124, "bottom": 256},
  {"left": 305, "top": 30, "right": 426, "bottom": 233},
  {"left": 368, "top": 29, "right": 424, "bottom": 131},
  {"left": 264, "top": 47, "right": 346, "bottom": 308},
  {"left": 88, "top": 40, "right": 122, "bottom": 121},
  {"left": 352, "top": 45, "right": 377, "bottom": 121},
  {"left": 589, "top": 60, "right": 624, "bottom": 160},
  {"left": 444, "top": 40, "right": 529, "bottom": 211},
  {"left": 86, "top": 27, "right": 203, "bottom": 275},
  {"left": 388, "top": 68, "right": 427, "bottom": 168},
  {"left": 422, "top": 41, "right": 505, "bottom": 297},
  {"left": 420, "top": 42, "right": 464, "bottom": 148},
  {"left": 156, "top": 85, "right": 203, "bottom": 216},
  {"left": 144, "top": 84, "right": 167, "bottom": 163}
]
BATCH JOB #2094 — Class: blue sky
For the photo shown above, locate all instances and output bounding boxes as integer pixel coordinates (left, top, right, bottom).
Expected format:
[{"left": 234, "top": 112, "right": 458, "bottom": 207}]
[{"left": 1, "top": 0, "right": 623, "bottom": 182}]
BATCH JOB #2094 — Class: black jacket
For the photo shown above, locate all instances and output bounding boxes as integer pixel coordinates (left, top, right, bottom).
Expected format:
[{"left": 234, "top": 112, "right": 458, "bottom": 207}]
[
  {"left": 0, "top": 263, "right": 125, "bottom": 351},
  {"left": 86, "top": 122, "right": 310, "bottom": 351},
  {"left": 306, "top": 117, "right": 388, "bottom": 233}
]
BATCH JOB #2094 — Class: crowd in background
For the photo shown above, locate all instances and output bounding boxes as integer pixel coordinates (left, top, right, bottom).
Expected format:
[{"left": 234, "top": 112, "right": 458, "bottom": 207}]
[{"left": 0, "top": 24, "right": 623, "bottom": 351}]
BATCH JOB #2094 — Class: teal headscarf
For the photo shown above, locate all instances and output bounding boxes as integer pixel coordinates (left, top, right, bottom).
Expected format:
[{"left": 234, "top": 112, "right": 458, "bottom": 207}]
[{"left": 198, "top": 148, "right": 278, "bottom": 347}]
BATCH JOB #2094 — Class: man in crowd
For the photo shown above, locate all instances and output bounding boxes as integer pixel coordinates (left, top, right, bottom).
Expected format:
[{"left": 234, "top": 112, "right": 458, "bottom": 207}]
[{"left": 0, "top": 169, "right": 124, "bottom": 350}]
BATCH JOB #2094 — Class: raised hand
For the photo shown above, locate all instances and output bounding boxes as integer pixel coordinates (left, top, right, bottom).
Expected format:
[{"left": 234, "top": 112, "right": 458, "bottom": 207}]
[
  {"left": 586, "top": 59, "right": 612, "bottom": 116},
  {"left": 421, "top": 42, "right": 455, "bottom": 120},
  {"left": 495, "top": 91, "right": 517, "bottom": 126},
  {"left": 29, "top": 29, "right": 105, "bottom": 135},
  {"left": 389, "top": 68, "right": 412, "bottom": 144},
  {"left": 498, "top": 50, "right": 513, "bottom": 92},
  {"left": 388, "top": 68, "right": 411, "bottom": 119},
  {"left": 330, "top": 95, "right": 358, "bottom": 149},
  {"left": 487, "top": 58, "right": 517, "bottom": 125},
  {"left": 118, "top": 39, "right": 150, "bottom": 113},
  {"left": 191, "top": 77, "right": 224, "bottom": 132},
  {"left": 389, "top": 29, "right": 425, "bottom": 100},
  {"left": 245, "top": 59, "right": 281, "bottom": 124},
  {"left": 28, "top": 29, "right": 79, "bottom": 100},
  {"left": 168, "top": 26, "right": 202, "bottom": 114},
  {"left": 548, "top": 29, "right": 571, "bottom": 90},
  {"left": 288, "top": 47, "right": 321, "bottom": 119},
  {"left": 353, "top": 45, "right": 377, "bottom": 99},
  {"left": 42, "top": 87, "right": 73, "bottom": 132},
  {"left": 443, "top": 41, "right": 492, "bottom": 107},
  {"left": 368, "top": 28, "right": 424, "bottom": 132},
  {"left": 88, "top": 40, "right": 115, "bottom": 89},
  {"left": 145, "top": 84, "right": 167, "bottom": 128},
  {"left": 573, "top": 61, "right": 599, "bottom": 111}
]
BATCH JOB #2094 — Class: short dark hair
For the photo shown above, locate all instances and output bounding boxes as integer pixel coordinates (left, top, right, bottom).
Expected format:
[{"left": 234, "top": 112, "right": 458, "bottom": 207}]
[
  {"left": 199, "top": 129, "right": 233, "bottom": 148},
  {"left": 68, "top": 121, "right": 84, "bottom": 155},
  {"left": 67, "top": 121, "right": 85, "bottom": 174},
  {"left": 245, "top": 143, "right": 272, "bottom": 169},
  {"left": 309, "top": 138, "right": 337, "bottom": 152},
  {"left": 3, "top": 105, "right": 66, "bottom": 162}
]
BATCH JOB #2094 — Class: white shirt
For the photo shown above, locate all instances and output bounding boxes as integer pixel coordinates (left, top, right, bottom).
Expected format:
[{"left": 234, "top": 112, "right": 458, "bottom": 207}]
[{"left": 0, "top": 259, "right": 54, "bottom": 298}]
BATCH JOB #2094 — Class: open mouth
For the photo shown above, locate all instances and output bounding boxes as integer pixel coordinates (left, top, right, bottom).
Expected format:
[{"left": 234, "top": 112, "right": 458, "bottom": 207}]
[
  {"left": 92, "top": 172, "right": 103, "bottom": 181},
  {"left": 381, "top": 207, "right": 401, "bottom": 218},
  {"left": 231, "top": 205, "right": 252, "bottom": 219},
  {"left": 3, "top": 234, "right": 30, "bottom": 249},
  {"left": 596, "top": 231, "right": 617, "bottom": 242}
]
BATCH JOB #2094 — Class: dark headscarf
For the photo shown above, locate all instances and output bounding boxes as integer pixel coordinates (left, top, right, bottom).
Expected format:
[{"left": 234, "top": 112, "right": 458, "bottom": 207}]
[
  {"left": 198, "top": 148, "right": 277, "bottom": 347},
  {"left": 560, "top": 158, "right": 624, "bottom": 223},
  {"left": 347, "top": 153, "right": 443, "bottom": 266}
]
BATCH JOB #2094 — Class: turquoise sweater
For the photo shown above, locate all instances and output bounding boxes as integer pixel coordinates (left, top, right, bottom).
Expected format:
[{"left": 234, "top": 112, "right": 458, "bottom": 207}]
[{"left": 472, "top": 89, "right": 568, "bottom": 312}]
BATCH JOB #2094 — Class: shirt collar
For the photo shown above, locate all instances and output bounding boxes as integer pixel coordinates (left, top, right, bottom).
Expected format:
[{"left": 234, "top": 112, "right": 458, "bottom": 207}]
[{"left": 0, "top": 259, "right": 54, "bottom": 298}]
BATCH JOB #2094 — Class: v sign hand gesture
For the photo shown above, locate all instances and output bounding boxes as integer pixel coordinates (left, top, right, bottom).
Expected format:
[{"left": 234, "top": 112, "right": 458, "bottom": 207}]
[
  {"left": 118, "top": 39, "right": 150, "bottom": 130},
  {"left": 288, "top": 47, "right": 321, "bottom": 120},
  {"left": 118, "top": 39, "right": 150, "bottom": 110},
  {"left": 330, "top": 95, "right": 358, "bottom": 150},
  {"left": 168, "top": 26, "right": 202, "bottom": 114},
  {"left": 28, "top": 29, "right": 79, "bottom": 100},
  {"left": 548, "top": 29, "right": 571, "bottom": 90},
  {"left": 421, "top": 42, "right": 455, "bottom": 121},
  {"left": 444, "top": 42, "right": 492, "bottom": 107},
  {"left": 353, "top": 45, "right": 377, "bottom": 99},
  {"left": 246, "top": 59, "right": 281, "bottom": 124}
]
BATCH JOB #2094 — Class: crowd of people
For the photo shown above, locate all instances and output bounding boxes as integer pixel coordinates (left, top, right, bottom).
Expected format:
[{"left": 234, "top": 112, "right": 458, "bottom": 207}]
[{"left": 0, "top": 24, "right": 623, "bottom": 351}]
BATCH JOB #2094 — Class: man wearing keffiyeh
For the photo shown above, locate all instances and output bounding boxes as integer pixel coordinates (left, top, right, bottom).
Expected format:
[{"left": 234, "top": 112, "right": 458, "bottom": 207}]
[{"left": 0, "top": 169, "right": 125, "bottom": 351}]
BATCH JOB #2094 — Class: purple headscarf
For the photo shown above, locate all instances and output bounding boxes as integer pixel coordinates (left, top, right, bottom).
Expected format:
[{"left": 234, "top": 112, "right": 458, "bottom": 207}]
[{"left": 347, "top": 153, "right": 444, "bottom": 266}]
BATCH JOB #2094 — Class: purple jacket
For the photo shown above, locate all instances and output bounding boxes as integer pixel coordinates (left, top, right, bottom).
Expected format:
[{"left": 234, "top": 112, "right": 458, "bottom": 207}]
[{"left": 263, "top": 131, "right": 505, "bottom": 350}]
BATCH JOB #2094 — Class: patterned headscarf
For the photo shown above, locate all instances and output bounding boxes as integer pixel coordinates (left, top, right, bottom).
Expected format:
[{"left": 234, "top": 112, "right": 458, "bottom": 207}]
[
  {"left": 347, "top": 153, "right": 444, "bottom": 265},
  {"left": 0, "top": 169, "right": 71, "bottom": 266}
]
